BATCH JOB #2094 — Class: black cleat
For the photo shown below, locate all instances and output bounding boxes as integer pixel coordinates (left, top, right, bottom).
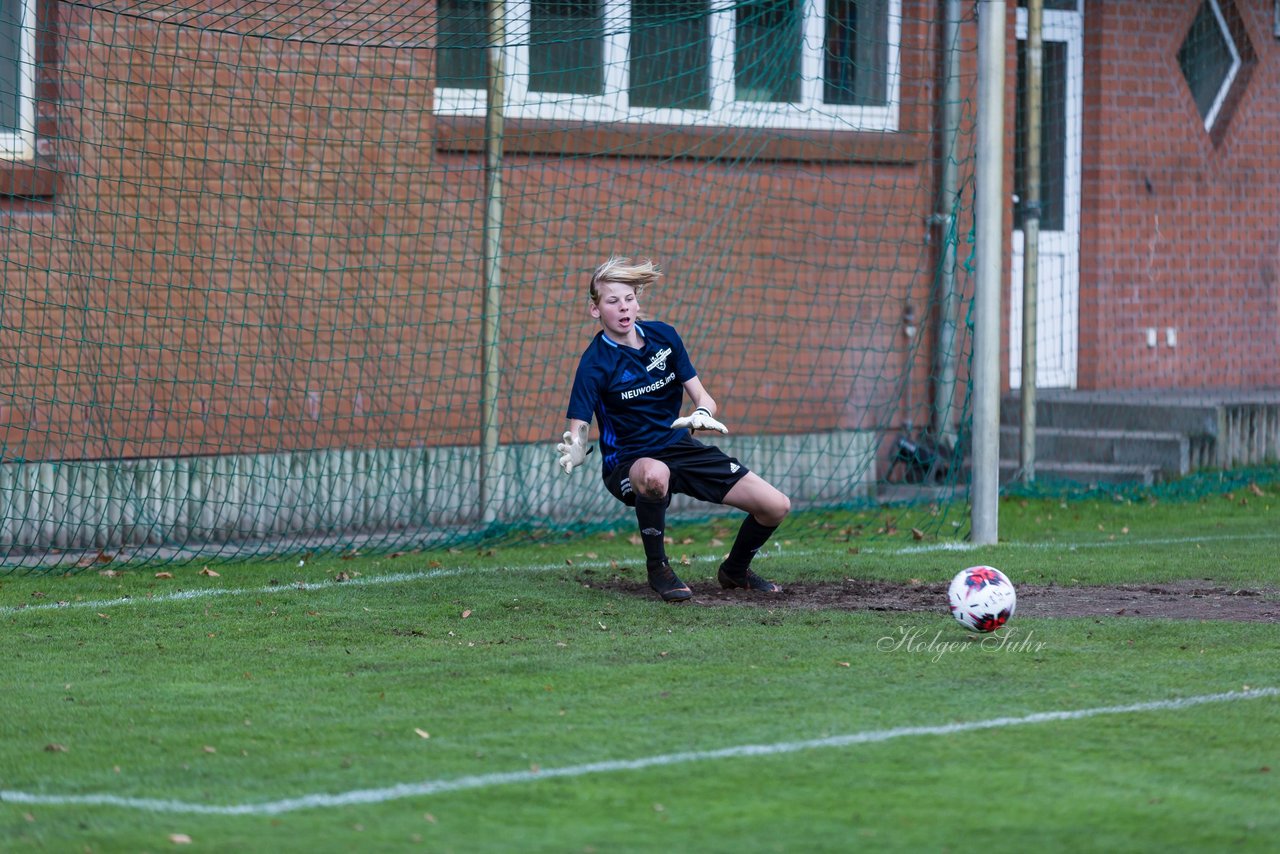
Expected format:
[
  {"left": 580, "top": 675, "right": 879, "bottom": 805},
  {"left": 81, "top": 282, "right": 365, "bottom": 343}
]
[
  {"left": 717, "top": 562, "right": 783, "bottom": 593},
  {"left": 648, "top": 562, "right": 693, "bottom": 602}
]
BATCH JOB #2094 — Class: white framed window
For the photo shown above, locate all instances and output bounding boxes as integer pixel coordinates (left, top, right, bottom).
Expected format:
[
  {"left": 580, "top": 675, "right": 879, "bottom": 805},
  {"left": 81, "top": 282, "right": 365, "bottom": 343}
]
[
  {"left": 1177, "top": 0, "right": 1241, "bottom": 130},
  {"left": 435, "top": 0, "right": 901, "bottom": 131},
  {"left": 1, "top": 0, "right": 37, "bottom": 160}
]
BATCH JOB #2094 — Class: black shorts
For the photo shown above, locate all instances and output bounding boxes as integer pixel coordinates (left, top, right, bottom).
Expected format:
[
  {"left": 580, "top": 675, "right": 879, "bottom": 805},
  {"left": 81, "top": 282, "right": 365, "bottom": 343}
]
[{"left": 603, "top": 434, "right": 750, "bottom": 507}]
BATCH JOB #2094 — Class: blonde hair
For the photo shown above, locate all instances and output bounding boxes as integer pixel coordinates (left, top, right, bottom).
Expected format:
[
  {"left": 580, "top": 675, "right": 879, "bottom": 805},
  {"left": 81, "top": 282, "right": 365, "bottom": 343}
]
[{"left": 589, "top": 256, "right": 663, "bottom": 303}]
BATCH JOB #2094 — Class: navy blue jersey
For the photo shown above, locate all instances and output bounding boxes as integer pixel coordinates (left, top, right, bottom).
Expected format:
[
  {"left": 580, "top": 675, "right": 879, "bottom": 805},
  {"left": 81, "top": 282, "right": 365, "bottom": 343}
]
[{"left": 566, "top": 320, "right": 698, "bottom": 475}]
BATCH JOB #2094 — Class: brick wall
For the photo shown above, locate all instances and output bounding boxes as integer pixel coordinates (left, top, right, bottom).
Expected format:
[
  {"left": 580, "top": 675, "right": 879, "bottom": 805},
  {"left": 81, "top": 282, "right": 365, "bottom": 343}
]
[
  {"left": 2, "top": 2, "right": 946, "bottom": 464},
  {"left": 1077, "top": 0, "right": 1280, "bottom": 388},
  {"left": 4, "top": 1, "right": 1275, "bottom": 468}
]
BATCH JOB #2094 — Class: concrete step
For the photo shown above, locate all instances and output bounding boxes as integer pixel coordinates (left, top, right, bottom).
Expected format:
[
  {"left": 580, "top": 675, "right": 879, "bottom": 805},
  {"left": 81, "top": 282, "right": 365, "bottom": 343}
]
[
  {"left": 998, "top": 426, "right": 1190, "bottom": 476},
  {"left": 1002, "top": 396, "right": 1219, "bottom": 437},
  {"left": 994, "top": 390, "right": 1280, "bottom": 475},
  {"left": 997, "top": 459, "right": 1160, "bottom": 487},
  {"left": 876, "top": 483, "right": 965, "bottom": 505}
]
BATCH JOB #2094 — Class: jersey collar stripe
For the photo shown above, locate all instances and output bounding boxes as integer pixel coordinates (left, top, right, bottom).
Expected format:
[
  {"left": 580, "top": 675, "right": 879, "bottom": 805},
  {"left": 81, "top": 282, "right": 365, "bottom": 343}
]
[{"left": 598, "top": 323, "right": 646, "bottom": 349}]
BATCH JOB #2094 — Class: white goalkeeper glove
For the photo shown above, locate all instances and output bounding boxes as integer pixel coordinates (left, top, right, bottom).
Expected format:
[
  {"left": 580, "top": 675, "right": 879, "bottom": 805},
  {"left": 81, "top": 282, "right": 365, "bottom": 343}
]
[
  {"left": 555, "top": 430, "right": 592, "bottom": 474},
  {"left": 671, "top": 406, "right": 728, "bottom": 434}
]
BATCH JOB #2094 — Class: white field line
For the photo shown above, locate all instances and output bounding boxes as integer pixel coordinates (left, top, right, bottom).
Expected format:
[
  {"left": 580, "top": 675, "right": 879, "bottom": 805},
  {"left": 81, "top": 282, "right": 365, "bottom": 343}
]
[
  {"left": 870, "top": 531, "right": 1280, "bottom": 555},
  {"left": 0, "top": 552, "right": 756, "bottom": 616},
  {"left": 2, "top": 530, "right": 1273, "bottom": 617},
  {"left": 2, "top": 687, "right": 1275, "bottom": 816},
  {"left": 0, "top": 565, "right": 516, "bottom": 616}
]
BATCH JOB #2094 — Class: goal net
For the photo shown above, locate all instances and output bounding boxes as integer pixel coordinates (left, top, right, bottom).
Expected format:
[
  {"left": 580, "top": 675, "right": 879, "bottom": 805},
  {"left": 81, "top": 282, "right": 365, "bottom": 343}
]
[{"left": 0, "top": 0, "right": 979, "bottom": 568}]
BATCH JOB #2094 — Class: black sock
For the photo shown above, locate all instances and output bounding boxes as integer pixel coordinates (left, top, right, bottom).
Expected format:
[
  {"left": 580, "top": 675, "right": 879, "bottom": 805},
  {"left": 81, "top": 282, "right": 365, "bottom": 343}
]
[
  {"left": 634, "top": 495, "right": 669, "bottom": 569},
  {"left": 724, "top": 515, "right": 777, "bottom": 572}
]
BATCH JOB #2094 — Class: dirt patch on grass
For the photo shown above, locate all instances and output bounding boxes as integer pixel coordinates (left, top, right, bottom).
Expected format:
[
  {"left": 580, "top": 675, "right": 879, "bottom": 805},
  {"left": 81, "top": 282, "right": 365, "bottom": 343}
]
[{"left": 581, "top": 572, "right": 1280, "bottom": 622}]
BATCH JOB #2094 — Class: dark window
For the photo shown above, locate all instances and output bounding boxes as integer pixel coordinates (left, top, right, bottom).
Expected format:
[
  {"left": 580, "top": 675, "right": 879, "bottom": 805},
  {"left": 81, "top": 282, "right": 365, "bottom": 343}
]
[
  {"left": 1014, "top": 39, "right": 1067, "bottom": 231},
  {"left": 531, "top": 0, "right": 604, "bottom": 95},
  {"left": 629, "top": 0, "right": 709, "bottom": 110},
  {"left": 438, "top": 0, "right": 488, "bottom": 90},
  {"left": 2, "top": 0, "right": 59, "bottom": 199},
  {"left": 1177, "top": 0, "right": 1239, "bottom": 128},
  {"left": 434, "top": 0, "right": 902, "bottom": 131},
  {"left": 735, "top": 0, "right": 800, "bottom": 103},
  {"left": 1016, "top": 0, "right": 1079, "bottom": 10},
  {"left": 824, "top": 0, "right": 889, "bottom": 106},
  {"left": 1, "top": 0, "right": 34, "bottom": 158}
]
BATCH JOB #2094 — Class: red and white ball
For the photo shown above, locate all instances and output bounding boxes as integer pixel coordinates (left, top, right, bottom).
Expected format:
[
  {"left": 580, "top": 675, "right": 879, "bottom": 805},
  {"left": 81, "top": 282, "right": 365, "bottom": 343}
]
[{"left": 947, "top": 565, "right": 1017, "bottom": 633}]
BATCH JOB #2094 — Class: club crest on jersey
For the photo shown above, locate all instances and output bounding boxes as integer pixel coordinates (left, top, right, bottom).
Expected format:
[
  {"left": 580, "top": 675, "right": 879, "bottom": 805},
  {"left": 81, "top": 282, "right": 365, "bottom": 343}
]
[{"left": 645, "top": 347, "right": 672, "bottom": 374}]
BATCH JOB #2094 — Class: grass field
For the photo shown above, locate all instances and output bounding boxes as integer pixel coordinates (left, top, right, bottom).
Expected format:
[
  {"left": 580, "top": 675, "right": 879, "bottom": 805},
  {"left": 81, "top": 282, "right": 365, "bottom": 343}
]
[{"left": 2, "top": 482, "right": 1278, "bottom": 852}]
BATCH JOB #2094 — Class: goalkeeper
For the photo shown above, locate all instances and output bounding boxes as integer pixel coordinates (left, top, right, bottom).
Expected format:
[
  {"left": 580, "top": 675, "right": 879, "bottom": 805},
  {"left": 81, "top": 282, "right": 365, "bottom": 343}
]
[{"left": 556, "top": 256, "right": 790, "bottom": 602}]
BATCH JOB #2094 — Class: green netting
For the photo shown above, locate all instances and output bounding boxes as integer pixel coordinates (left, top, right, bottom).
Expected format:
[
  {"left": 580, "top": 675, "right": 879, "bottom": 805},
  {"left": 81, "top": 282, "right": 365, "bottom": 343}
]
[
  {"left": 0, "top": 1, "right": 984, "bottom": 572},
  {"left": 26, "top": 1, "right": 1277, "bottom": 574},
  {"left": 0, "top": 0, "right": 974, "bottom": 571}
]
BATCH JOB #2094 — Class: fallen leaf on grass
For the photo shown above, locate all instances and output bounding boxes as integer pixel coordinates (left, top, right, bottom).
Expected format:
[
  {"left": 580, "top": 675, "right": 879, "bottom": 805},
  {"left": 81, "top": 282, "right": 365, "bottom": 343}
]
[
  {"left": 43, "top": 743, "right": 67, "bottom": 753},
  {"left": 200, "top": 567, "right": 220, "bottom": 577},
  {"left": 414, "top": 728, "right": 430, "bottom": 739},
  {"left": 461, "top": 609, "right": 472, "bottom": 619},
  {"left": 169, "top": 834, "right": 192, "bottom": 844},
  {"left": 155, "top": 572, "right": 174, "bottom": 579},
  {"left": 911, "top": 528, "right": 925, "bottom": 540},
  {"left": 1248, "top": 482, "right": 1265, "bottom": 497},
  {"left": 203, "top": 745, "right": 216, "bottom": 754}
]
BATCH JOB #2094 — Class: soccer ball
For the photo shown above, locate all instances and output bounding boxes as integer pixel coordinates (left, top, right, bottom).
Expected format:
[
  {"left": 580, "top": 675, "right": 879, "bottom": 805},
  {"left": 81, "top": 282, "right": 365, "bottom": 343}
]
[{"left": 947, "top": 565, "right": 1017, "bottom": 633}]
